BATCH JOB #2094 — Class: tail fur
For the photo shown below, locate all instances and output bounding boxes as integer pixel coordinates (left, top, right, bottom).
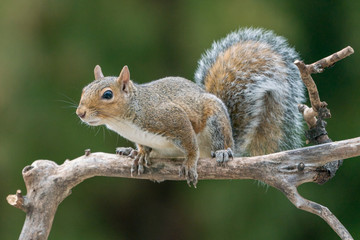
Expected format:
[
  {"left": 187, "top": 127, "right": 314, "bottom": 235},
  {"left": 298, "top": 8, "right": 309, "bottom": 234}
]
[{"left": 194, "top": 28, "right": 305, "bottom": 156}]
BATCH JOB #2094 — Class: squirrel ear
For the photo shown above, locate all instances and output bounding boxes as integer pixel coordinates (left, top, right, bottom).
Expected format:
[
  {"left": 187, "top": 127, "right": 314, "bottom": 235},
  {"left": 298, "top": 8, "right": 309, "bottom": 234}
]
[
  {"left": 117, "top": 65, "right": 130, "bottom": 92},
  {"left": 94, "top": 65, "right": 104, "bottom": 80}
]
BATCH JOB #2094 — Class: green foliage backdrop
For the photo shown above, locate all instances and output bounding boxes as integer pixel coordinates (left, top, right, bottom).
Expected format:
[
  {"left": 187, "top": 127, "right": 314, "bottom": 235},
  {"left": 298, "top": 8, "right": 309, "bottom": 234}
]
[{"left": 1, "top": 0, "right": 359, "bottom": 239}]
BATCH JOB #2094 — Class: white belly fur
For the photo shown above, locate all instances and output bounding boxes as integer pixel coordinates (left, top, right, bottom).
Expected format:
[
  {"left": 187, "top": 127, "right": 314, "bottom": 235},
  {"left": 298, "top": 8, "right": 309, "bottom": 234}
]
[
  {"left": 106, "top": 120, "right": 182, "bottom": 157},
  {"left": 106, "top": 120, "right": 212, "bottom": 158}
]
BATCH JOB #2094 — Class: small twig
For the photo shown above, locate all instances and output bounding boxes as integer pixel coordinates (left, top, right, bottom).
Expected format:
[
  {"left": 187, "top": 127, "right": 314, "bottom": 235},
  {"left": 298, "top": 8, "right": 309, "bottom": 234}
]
[
  {"left": 84, "top": 149, "right": 91, "bottom": 156},
  {"left": 294, "top": 60, "right": 324, "bottom": 112},
  {"left": 295, "top": 46, "right": 354, "bottom": 123},
  {"left": 6, "top": 190, "right": 27, "bottom": 213},
  {"left": 308, "top": 46, "right": 354, "bottom": 74}
]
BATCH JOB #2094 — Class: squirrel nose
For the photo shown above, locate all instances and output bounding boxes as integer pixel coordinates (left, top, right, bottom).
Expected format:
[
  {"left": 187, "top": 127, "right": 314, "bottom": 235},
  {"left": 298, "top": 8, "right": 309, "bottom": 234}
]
[{"left": 76, "top": 109, "right": 86, "bottom": 119}]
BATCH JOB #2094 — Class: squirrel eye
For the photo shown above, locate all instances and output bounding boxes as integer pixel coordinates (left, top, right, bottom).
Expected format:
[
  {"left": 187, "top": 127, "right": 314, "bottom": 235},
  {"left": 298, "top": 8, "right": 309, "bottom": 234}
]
[{"left": 102, "top": 90, "right": 113, "bottom": 100}]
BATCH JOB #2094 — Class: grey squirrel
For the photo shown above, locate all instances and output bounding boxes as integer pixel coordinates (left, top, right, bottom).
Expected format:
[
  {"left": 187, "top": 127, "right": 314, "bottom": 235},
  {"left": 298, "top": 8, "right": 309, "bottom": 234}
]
[{"left": 76, "top": 28, "right": 305, "bottom": 187}]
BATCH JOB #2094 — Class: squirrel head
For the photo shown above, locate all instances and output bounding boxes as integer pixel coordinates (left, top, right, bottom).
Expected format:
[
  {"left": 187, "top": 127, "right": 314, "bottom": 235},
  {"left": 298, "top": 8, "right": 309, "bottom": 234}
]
[{"left": 76, "top": 65, "right": 135, "bottom": 126}]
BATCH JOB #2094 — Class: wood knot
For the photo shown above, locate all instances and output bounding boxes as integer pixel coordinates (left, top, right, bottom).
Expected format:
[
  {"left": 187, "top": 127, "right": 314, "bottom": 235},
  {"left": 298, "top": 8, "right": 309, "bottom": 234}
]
[
  {"left": 23, "top": 165, "right": 34, "bottom": 173},
  {"left": 298, "top": 162, "right": 305, "bottom": 171}
]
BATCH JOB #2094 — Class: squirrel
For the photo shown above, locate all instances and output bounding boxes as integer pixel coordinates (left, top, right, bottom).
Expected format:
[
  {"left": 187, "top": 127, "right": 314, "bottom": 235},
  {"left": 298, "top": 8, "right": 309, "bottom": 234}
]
[{"left": 76, "top": 28, "right": 305, "bottom": 187}]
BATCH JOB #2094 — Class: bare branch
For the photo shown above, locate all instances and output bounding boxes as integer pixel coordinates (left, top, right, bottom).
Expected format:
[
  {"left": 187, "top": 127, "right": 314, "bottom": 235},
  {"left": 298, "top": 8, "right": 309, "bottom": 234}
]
[
  {"left": 295, "top": 46, "right": 354, "bottom": 125},
  {"left": 283, "top": 186, "right": 353, "bottom": 240},
  {"left": 7, "top": 137, "right": 360, "bottom": 240},
  {"left": 308, "top": 46, "right": 354, "bottom": 74},
  {"left": 295, "top": 60, "right": 325, "bottom": 112}
]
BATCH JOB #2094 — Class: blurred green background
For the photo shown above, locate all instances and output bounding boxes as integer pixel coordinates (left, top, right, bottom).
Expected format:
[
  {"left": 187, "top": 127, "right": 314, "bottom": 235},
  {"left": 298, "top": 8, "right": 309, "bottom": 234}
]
[{"left": 1, "top": 0, "right": 359, "bottom": 239}]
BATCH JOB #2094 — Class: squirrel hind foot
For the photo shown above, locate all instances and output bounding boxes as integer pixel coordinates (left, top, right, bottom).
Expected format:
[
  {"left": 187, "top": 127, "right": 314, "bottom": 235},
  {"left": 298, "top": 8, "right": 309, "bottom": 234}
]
[{"left": 211, "top": 148, "right": 234, "bottom": 165}]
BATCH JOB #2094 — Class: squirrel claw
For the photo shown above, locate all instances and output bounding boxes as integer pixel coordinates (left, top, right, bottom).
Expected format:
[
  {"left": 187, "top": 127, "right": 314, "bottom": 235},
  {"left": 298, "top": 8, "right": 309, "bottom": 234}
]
[
  {"left": 130, "top": 164, "right": 136, "bottom": 177},
  {"left": 179, "top": 165, "right": 198, "bottom": 188},
  {"left": 212, "top": 148, "right": 233, "bottom": 165},
  {"left": 137, "top": 164, "right": 144, "bottom": 175},
  {"left": 130, "top": 148, "right": 152, "bottom": 176},
  {"left": 131, "top": 160, "right": 144, "bottom": 176},
  {"left": 131, "top": 154, "right": 145, "bottom": 176}
]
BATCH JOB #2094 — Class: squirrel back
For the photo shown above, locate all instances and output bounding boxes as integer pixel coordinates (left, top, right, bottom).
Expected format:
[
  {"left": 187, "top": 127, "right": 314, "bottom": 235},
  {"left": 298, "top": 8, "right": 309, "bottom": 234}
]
[{"left": 195, "top": 28, "right": 305, "bottom": 156}]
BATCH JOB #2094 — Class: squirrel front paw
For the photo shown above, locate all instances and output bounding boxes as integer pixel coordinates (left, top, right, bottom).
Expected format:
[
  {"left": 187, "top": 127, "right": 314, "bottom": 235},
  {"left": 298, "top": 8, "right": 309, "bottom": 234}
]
[
  {"left": 130, "top": 147, "right": 152, "bottom": 176},
  {"left": 116, "top": 146, "right": 152, "bottom": 176},
  {"left": 179, "top": 163, "right": 198, "bottom": 188},
  {"left": 116, "top": 147, "right": 138, "bottom": 158},
  {"left": 211, "top": 148, "right": 233, "bottom": 164}
]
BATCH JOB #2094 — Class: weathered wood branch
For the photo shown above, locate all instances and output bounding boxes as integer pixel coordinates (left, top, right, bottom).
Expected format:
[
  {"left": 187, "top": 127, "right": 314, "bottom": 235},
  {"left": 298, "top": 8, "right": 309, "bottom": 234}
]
[{"left": 6, "top": 137, "right": 360, "bottom": 240}]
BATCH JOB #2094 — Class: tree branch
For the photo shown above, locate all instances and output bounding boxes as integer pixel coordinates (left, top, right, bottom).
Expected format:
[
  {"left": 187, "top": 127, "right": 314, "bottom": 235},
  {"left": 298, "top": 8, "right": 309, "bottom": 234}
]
[
  {"left": 283, "top": 186, "right": 353, "bottom": 240},
  {"left": 7, "top": 137, "right": 360, "bottom": 240}
]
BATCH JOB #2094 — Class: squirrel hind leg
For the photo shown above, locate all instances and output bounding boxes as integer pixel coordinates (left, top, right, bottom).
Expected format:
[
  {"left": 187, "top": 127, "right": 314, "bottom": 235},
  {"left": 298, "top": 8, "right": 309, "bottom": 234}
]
[
  {"left": 179, "top": 163, "right": 198, "bottom": 188},
  {"left": 176, "top": 142, "right": 199, "bottom": 187},
  {"left": 202, "top": 104, "right": 235, "bottom": 163},
  {"left": 240, "top": 90, "right": 285, "bottom": 156},
  {"left": 171, "top": 136, "right": 199, "bottom": 187}
]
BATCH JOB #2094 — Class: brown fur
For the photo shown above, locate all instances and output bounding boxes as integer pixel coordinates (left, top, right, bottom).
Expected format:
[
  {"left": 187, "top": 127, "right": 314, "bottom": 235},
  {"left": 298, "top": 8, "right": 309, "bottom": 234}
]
[
  {"left": 246, "top": 92, "right": 284, "bottom": 155},
  {"left": 204, "top": 41, "right": 286, "bottom": 156}
]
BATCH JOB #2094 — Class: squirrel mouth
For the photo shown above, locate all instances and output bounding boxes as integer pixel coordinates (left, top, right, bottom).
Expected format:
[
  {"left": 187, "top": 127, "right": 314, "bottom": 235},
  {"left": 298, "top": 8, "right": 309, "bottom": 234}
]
[{"left": 87, "top": 120, "right": 101, "bottom": 126}]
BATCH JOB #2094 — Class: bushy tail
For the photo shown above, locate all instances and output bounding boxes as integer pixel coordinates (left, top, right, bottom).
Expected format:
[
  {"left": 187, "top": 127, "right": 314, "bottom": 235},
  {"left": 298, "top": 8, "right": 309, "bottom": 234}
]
[{"left": 194, "top": 28, "right": 305, "bottom": 156}]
